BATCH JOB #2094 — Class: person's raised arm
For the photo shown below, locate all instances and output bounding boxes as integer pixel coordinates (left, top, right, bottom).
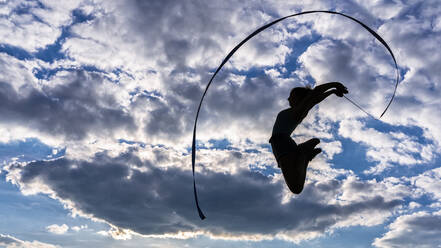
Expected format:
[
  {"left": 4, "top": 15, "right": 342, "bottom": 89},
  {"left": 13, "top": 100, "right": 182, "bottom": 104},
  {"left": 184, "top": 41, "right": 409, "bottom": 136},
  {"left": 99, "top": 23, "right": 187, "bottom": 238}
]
[
  {"left": 310, "top": 89, "right": 340, "bottom": 105},
  {"left": 296, "top": 83, "right": 348, "bottom": 115},
  {"left": 313, "top": 82, "right": 347, "bottom": 94}
]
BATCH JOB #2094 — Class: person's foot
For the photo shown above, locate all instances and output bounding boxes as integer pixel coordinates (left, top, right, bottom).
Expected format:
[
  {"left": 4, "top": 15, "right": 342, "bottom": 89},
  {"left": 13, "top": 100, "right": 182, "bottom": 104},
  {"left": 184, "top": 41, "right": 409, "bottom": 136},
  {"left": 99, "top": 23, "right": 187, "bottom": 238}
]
[
  {"left": 310, "top": 138, "right": 320, "bottom": 146},
  {"left": 298, "top": 138, "right": 320, "bottom": 151},
  {"left": 309, "top": 148, "right": 322, "bottom": 161}
]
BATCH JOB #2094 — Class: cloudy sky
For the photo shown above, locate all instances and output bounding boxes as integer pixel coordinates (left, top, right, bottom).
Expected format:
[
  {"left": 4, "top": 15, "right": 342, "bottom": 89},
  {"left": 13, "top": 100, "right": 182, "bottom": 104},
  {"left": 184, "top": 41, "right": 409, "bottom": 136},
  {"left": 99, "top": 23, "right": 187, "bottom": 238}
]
[{"left": 0, "top": 0, "right": 440, "bottom": 247}]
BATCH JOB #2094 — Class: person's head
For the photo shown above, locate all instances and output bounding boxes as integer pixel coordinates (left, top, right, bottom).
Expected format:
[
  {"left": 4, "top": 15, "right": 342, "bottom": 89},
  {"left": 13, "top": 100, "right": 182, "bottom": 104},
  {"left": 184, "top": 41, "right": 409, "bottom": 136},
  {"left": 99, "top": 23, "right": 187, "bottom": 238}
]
[{"left": 288, "top": 87, "right": 312, "bottom": 107}]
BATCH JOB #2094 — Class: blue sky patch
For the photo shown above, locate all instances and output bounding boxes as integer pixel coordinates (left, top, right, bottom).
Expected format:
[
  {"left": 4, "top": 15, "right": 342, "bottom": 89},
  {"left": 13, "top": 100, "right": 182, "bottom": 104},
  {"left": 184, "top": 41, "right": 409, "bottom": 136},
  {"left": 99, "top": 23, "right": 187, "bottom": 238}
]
[{"left": 0, "top": 138, "right": 65, "bottom": 164}]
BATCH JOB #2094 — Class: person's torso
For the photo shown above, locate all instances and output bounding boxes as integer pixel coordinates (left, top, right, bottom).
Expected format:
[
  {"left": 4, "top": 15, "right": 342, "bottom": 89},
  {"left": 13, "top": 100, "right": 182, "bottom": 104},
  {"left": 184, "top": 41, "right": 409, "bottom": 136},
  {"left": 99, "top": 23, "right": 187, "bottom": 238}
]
[{"left": 271, "top": 108, "right": 304, "bottom": 136}]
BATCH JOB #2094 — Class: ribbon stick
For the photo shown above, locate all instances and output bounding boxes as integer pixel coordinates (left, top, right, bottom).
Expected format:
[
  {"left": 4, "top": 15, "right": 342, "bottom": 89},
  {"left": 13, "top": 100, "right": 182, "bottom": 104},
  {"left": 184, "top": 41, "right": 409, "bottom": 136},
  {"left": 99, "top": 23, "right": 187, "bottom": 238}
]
[{"left": 192, "top": 10, "right": 400, "bottom": 220}]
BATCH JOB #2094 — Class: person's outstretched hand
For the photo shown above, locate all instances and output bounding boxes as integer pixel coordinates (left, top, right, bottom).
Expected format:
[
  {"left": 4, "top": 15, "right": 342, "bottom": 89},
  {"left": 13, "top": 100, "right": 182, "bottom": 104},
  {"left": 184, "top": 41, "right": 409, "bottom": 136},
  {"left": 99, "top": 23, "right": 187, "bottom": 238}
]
[{"left": 335, "top": 83, "right": 348, "bottom": 97}]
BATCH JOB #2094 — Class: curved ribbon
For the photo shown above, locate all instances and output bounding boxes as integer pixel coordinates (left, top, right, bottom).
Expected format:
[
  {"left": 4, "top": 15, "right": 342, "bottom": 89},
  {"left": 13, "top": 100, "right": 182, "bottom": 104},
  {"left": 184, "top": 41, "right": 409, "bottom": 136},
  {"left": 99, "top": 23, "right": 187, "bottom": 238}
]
[{"left": 192, "top": 10, "right": 400, "bottom": 220}]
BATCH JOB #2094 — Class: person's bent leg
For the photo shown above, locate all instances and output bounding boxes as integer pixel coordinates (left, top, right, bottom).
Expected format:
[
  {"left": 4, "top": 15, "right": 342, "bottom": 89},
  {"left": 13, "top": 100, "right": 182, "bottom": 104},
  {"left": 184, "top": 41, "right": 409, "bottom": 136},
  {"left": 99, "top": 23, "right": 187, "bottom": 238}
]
[
  {"left": 298, "top": 138, "right": 321, "bottom": 161},
  {"left": 309, "top": 148, "right": 322, "bottom": 161},
  {"left": 298, "top": 138, "right": 320, "bottom": 151},
  {"left": 279, "top": 152, "right": 307, "bottom": 194}
]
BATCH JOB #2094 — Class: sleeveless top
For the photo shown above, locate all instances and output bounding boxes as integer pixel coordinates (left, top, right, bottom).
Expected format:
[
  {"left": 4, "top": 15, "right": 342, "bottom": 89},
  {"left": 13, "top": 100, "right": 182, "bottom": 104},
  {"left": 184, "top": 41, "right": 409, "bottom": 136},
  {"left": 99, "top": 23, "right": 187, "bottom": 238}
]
[{"left": 271, "top": 108, "right": 300, "bottom": 136}]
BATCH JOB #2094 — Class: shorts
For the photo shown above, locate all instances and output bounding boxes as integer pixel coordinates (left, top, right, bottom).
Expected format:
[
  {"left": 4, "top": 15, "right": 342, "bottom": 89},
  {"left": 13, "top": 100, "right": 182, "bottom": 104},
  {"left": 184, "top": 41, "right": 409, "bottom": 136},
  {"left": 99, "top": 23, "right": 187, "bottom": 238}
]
[{"left": 269, "top": 134, "right": 298, "bottom": 166}]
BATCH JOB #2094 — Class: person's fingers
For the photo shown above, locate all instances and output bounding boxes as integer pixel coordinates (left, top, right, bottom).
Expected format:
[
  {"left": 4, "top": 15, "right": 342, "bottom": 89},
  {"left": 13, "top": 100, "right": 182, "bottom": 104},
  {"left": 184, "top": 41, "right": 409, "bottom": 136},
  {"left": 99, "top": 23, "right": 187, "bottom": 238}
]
[
  {"left": 339, "top": 86, "right": 348, "bottom": 94},
  {"left": 336, "top": 87, "right": 346, "bottom": 92}
]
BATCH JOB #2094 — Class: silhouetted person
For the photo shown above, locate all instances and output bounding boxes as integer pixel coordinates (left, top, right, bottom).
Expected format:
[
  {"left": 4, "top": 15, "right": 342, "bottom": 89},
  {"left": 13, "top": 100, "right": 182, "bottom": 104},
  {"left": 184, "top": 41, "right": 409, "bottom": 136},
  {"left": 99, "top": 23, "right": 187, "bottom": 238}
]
[{"left": 269, "top": 82, "right": 348, "bottom": 194}]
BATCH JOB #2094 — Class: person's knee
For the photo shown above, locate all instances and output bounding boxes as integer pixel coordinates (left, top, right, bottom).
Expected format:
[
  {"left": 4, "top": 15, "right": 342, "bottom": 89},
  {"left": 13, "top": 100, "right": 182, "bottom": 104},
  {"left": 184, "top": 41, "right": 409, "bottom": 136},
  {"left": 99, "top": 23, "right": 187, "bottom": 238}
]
[
  {"left": 289, "top": 184, "right": 304, "bottom": 194},
  {"left": 279, "top": 154, "right": 292, "bottom": 167}
]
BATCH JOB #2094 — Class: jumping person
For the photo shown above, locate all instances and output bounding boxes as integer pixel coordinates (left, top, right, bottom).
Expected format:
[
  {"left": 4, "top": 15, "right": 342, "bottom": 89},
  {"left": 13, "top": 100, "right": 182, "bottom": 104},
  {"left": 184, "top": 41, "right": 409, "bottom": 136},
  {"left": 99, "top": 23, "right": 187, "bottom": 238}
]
[{"left": 269, "top": 82, "right": 348, "bottom": 194}]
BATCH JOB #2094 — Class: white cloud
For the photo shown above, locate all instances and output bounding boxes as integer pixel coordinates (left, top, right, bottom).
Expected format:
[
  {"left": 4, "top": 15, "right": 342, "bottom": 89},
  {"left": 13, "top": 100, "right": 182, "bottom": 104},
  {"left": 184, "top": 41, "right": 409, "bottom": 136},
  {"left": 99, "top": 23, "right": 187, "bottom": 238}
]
[
  {"left": 337, "top": 176, "right": 410, "bottom": 205},
  {"left": 373, "top": 0, "right": 441, "bottom": 149},
  {"left": 46, "top": 224, "right": 69, "bottom": 235},
  {"left": 413, "top": 167, "right": 441, "bottom": 201},
  {"left": 0, "top": 233, "right": 59, "bottom": 248},
  {"left": 98, "top": 226, "right": 133, "bottom": 240},
  {"left": 63, "top": 0, "right": 283, "bottom": 72},
  {"left": 33, "top": 0, "right": 82, "bottom": 27},
  {"left": 0, "top": 54, "right": 38, "bottom": 92},
  {"left": 408, "top": 201, "right": 421, "bottom": 209},
  {"left": 353, "top": 0, "right": 404, "bottom": 20},
  {"left": 0, "top": 0, "right": 80, "bottom": 52},
  {"left": 71, "top": 225, "right": 87, "bottom": 232},
  {"left": 338, "top": 119, "right": 435, "bottom": 174}
]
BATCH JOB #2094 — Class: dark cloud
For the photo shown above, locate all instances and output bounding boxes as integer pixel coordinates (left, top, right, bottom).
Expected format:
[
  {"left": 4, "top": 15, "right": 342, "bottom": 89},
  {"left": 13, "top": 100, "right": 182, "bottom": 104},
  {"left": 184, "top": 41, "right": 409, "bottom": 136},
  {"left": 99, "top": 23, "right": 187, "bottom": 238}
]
[
  {"left": 0, "top": 70, "right": 135, "bottom": 140},
  {"left": 12, "top": 150, "right": 402, "bottom": 238},
  {"left": 144, "top": 94, "right": 193, "bottom": 140},
  {"left": 373, "top": 211, "right": 441, "bottom": 248},
  {"left": 204, "top": 74, "right": 281, "bottom": 120},
  {"left": 143, "top": 71, "right": 291, "bottom": 141}
]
